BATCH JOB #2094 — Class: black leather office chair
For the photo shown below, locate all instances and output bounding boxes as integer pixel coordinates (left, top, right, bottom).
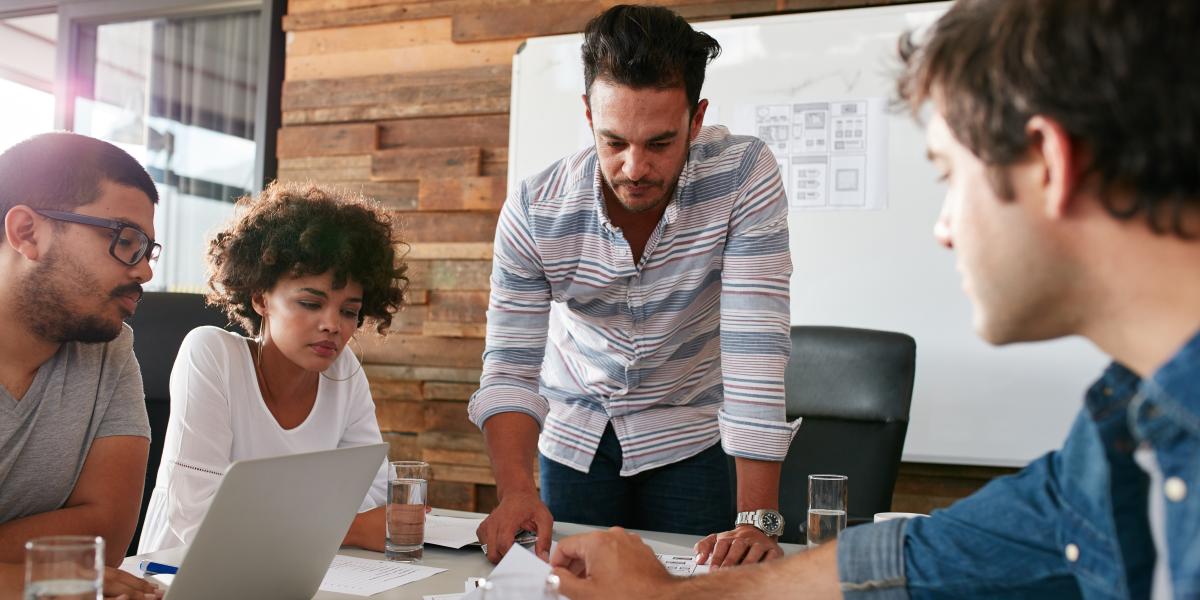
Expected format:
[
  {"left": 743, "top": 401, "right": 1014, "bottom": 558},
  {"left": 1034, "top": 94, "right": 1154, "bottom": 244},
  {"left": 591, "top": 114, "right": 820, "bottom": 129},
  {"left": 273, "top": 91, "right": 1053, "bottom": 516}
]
[
  {"left": 730, "top": 326, "right": 916, "bottom": 544},
  {"left": 127, "top": 291, "right": 238, "bottom": 555}
]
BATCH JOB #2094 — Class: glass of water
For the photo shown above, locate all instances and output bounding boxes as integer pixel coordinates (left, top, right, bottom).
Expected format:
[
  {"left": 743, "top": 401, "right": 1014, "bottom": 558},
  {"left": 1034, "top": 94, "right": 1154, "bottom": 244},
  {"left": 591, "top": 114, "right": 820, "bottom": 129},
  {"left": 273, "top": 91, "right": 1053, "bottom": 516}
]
[
  {"left": 24, "top": 535, "right": 104, "bottom": 600},
  {"left": 807, "top": 474, "right": 848, "bottom": 547},
  {"left": 386, "top": 460, "right": 430, "bottom": 562}
]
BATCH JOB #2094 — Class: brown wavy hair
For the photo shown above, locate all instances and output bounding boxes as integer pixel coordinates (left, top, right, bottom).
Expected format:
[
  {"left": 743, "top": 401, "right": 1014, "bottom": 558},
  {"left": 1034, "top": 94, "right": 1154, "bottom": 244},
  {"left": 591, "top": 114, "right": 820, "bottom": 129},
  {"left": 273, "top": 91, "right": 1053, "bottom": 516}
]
[
  {"left": 206, "top": 181, "right": 407, "bottom": 335},
  {"left": 897, "top": 0, "right": 1200, "bottom": 237}
]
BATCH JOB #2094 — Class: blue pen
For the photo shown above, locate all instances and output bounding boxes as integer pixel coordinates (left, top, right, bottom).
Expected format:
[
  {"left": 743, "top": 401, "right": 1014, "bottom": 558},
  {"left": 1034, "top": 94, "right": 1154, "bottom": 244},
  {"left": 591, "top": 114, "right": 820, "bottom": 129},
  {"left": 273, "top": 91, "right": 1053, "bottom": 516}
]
[{"left": 138, "top": 560, "right": 178, "bottom": 575}]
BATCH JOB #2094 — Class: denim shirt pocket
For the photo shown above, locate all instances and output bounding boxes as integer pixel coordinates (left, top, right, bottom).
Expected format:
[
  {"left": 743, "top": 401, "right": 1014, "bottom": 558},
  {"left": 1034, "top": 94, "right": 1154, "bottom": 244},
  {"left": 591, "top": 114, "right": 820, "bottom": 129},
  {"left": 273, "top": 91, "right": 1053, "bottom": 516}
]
[{"left": 1057, "top": 501, "right": 1128, "bottom": 599}]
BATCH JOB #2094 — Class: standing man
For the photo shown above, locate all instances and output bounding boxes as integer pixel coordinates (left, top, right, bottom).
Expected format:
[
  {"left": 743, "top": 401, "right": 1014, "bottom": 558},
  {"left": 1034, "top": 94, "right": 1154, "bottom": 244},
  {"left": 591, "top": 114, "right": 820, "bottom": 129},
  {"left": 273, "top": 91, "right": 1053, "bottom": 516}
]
[
  {"left": 0, "top": 133, "right": 164, "bottom": 600},
  {"left": 469, "top": 5, "right": 799, "bottom": 565},
  {"left": 549, "top": 0, "right": 1200, "bottom": 598}
]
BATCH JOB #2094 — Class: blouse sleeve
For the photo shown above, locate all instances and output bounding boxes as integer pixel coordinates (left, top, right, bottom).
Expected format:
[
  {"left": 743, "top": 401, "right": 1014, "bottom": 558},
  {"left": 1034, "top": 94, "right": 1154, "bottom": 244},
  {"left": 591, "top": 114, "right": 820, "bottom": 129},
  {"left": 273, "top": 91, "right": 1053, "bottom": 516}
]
[{"left": 159, "top": 327, "right": 237, "bottom": 546}]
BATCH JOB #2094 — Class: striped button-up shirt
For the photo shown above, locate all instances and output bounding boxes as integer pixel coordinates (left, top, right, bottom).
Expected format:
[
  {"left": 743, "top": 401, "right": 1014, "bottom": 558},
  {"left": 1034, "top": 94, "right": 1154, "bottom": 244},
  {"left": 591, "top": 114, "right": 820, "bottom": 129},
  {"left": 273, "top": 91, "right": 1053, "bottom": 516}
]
[{"left": 468, "top": 126, "right": 799, "bottom": 476}]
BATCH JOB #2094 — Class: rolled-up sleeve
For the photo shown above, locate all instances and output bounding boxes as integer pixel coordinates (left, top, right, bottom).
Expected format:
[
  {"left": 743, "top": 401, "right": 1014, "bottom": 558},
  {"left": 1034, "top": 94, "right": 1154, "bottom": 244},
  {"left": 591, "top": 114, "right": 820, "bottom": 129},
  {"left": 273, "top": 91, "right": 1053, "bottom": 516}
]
[
  {"left": 839, "top": 519, "right": 911, "bottom": 599},
  {"left": 717, "top": 140, "right": 800, "bottom": 460},
  {"left": 467, "top": 185, "right": 553, "bottom": 430}
]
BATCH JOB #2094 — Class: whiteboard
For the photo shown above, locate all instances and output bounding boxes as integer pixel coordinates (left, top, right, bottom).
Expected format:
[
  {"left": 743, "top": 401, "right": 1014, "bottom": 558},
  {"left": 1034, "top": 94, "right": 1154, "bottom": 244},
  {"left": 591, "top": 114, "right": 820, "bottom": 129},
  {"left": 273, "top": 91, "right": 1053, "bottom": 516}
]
[{"left": 507, "top": 3, "right": 1109, "bottom": 467}]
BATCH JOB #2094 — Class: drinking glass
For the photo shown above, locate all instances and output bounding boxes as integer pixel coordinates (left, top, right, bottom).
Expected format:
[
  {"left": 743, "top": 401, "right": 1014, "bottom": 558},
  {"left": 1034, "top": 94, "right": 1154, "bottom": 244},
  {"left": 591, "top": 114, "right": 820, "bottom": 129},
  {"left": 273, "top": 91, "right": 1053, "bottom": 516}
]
[
  {"left": 386, "top": 461, "right": 430, "bottom": 562},
  {"left": 24, "top": 536, "right": 104, "bottom": 600},
  {"left": 807, "top": 474, "right": 848, "bottom": 547}
]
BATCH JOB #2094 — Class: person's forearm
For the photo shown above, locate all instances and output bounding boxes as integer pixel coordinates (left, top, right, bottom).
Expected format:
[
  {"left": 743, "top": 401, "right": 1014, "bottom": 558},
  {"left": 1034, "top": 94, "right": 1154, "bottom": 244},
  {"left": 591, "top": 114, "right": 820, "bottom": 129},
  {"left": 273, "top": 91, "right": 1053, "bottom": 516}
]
[
  {"left": 0, "top": 562, "right": 22, "bottom": 600},
  {"left": 482, "top": 412, "right": 542, "bottom": 499},
  {"left": 674, "top": 540, "right": 843, "bottom": 599},
  {"left": 734, "top": 457, "right": 782, "bottom": 511},
  {"left": 0, "top": 506, "right": 133, "bottom": 566}
]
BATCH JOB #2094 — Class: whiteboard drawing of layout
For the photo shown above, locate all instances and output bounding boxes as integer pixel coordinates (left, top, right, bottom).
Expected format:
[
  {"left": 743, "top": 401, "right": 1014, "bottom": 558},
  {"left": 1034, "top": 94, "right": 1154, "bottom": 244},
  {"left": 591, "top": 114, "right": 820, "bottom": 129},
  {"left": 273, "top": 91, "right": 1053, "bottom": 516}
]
[{"left": 740, "top": 98, "right": 887, "bottom": 211}]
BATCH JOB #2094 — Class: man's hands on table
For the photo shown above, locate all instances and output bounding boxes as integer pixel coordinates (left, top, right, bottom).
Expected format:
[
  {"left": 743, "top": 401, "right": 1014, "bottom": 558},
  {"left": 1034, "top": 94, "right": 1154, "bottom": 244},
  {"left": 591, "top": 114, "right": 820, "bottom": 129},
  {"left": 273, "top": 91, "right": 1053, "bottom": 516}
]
[
  {"left": 475, "top": 489, "right": 553, "bottom": 564},
  {"left": 551, "top": 527, "right": 679, "bottom": 600},
  {"left": 694, "top": 524, "right": 784, "bottom": 567}
]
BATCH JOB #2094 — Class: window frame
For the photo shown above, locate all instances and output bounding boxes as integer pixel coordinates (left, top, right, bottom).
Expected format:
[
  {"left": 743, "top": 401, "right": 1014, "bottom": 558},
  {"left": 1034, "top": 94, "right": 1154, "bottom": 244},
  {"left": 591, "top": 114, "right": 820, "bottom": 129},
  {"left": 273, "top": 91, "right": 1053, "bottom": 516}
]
[{"left": 0, "top": 0, "right": 286, "bottom": 188}]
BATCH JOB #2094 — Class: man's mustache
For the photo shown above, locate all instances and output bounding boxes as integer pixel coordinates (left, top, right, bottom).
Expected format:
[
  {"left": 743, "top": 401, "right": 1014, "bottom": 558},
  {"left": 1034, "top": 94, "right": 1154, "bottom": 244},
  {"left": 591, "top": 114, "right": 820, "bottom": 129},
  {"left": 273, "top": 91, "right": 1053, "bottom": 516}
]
[{"left": 112, "top": 283, "right": 144, "bottom": 303}]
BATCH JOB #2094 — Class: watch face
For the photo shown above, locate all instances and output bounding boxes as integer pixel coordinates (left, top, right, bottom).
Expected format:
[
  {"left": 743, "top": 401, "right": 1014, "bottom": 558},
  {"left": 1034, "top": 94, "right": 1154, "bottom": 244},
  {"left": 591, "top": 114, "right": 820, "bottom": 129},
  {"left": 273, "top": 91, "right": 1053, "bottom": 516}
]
[{"left": 761, "top": 512, "right": 781, "bottom": 531}]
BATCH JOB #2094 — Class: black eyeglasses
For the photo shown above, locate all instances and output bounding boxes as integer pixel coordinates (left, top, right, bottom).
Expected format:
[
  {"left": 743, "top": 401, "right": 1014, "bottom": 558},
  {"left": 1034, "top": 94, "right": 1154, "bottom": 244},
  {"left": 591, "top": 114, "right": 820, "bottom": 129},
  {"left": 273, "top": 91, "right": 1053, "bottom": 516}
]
[{"left": 35, "top": 209, "right": 162, "bottom": 266}]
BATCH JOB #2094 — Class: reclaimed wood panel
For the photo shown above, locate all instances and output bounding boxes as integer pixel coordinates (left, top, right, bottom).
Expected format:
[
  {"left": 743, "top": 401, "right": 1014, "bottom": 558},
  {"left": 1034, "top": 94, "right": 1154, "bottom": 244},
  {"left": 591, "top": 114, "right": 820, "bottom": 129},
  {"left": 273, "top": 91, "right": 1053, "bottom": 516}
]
[
  {"left": 283, "top": 66, "right": 508, "bottom": 112},
  {"left": 428, "top": 291, "right": 489, "bottom": 324},
  {"left": 403, "top": 259, "right": 492, "bottom": 291},
  {"left": 404, "top": 243, "right": 493, "bottom": 260},
  {"left": 424, "top": 401, "right": 475, "bottom": 433},
  {"left": 284, "top": 0, "right": 541, "bottom": 31},
  {"left": 358, "top": 181, "right": 420, "bottom": 211},
  {"left": 397, "top": 212, "right": 499, "bottom": 244},
  {"left": 429, "top": 480, "right": 476, "bottom": 510},
  {"left": 368, "top": 378, "right": 424, "bottom": 402},
  {"left": 287, "top": 17, "right": 451, "bottom": 56},
  {"left": 362, "top": 334, "right": 485, "bottom": 369},
  {"left": 286, "top": 38, "right": 522, "bottom": 81},
  {"left": 423, "top": 447, "right": 490, "bottom": 467},
  {"left": 382, "top": 432, "right": 420, "bottom": 461},
  {"left": 276, "top": 123, "right": 378, "bottom": 158},
  {"left": 422, "top": 322, "right": 486, "bottom": 338},
  {"left": 277, "top": 155, "right": 372, "bottom": 182},
  {"left": 379, "top": 114, "right": 508, "bottom": 150},
  {"left": 418, "top": 177, "right": 507, "bottom": 212},
  {"left": 424, "top": 381, "right": 480, "bottom": 401},
  {"left": 430, "top": 463, "right": 494, "bottom": 485},
  {"left": 376, "top": 398, "right": 424, "bottom": 432},
  {"left": 365, "top": 364, "right": 482, "bottom": 383},
  {"left": 420, "top": 431, "right": 485, "bottom": 452},
  {"left": 372, "top": 147, "right": 482, "bottom": 181}
]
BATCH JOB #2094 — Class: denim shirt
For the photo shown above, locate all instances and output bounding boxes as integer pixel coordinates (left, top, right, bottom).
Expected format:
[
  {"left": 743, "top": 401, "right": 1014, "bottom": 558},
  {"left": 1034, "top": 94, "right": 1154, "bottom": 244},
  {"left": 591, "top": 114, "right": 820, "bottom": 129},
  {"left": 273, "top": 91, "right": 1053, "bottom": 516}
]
[{"left": 838, "top": 330, "right": 1200, "bottom": 599}]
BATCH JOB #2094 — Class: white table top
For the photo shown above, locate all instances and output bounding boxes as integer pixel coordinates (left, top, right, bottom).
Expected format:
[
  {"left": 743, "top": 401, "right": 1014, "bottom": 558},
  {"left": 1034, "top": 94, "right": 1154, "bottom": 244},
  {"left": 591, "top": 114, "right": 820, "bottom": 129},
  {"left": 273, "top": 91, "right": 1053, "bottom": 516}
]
[{"left": 124, "top": 509, "right": 806, "bottom": 599}]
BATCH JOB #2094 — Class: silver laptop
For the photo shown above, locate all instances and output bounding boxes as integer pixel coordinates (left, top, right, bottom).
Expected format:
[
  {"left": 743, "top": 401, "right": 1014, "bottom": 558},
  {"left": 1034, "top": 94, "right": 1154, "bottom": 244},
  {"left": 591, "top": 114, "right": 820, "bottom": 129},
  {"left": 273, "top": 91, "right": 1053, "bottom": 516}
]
[{"left": 159, "top": 444, "right": 389, "bottom": 600}]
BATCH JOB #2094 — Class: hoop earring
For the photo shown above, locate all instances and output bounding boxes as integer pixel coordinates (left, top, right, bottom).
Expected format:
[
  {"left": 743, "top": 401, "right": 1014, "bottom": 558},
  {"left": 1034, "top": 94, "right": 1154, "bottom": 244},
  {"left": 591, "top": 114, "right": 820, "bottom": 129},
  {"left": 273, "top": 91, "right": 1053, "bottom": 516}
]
[{"left": 322, "top": 335, "right": 364, "bottom": 382}]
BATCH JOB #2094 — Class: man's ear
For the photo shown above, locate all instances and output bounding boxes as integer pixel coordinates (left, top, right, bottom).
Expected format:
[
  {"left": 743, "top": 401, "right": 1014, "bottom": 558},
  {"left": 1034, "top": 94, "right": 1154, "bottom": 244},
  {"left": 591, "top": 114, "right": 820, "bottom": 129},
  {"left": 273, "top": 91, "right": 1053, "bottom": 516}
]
[
  {"left": 4, "top": 205, "right": 44, "bottom": 261},
  {"left": 689, "top": 99, "right": 709, "bottom": 141},
  {"left": 1025, "top": 115, "right": 1079, "bottom": 220},
  {"left": 582, "top": 93, "right": 593, "bottom": 131}
]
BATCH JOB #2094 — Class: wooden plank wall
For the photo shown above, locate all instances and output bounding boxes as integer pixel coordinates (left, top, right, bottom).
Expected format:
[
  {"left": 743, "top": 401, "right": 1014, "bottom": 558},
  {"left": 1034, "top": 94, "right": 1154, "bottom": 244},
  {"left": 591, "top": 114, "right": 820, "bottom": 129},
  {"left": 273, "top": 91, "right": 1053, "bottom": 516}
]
[{"left": 278, "top": 0, "right": 991, "bottom": 514}]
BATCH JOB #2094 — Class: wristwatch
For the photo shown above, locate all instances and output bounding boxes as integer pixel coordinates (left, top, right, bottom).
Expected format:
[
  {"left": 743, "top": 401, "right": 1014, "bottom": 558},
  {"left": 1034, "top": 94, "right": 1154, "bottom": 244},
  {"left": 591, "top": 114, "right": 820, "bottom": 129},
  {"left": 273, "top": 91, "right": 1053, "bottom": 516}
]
[{"left": 735, "top": 509, "right": 785, "bottom": 538}]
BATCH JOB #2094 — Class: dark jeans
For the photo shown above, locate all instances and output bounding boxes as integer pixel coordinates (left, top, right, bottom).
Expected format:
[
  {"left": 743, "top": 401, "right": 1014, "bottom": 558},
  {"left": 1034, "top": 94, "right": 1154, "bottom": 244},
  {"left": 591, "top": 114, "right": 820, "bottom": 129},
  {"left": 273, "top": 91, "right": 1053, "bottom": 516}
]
[{"left": 539, "top": 424, "right": 733, "bottom": 536}]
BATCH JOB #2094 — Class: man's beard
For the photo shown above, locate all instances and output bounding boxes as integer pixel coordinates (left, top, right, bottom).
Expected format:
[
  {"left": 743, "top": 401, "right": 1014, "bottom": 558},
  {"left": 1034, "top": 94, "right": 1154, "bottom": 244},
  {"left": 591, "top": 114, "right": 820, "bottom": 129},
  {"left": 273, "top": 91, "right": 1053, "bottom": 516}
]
[{"left": 16, "top": 248, "right": 138, "bottom": 344}]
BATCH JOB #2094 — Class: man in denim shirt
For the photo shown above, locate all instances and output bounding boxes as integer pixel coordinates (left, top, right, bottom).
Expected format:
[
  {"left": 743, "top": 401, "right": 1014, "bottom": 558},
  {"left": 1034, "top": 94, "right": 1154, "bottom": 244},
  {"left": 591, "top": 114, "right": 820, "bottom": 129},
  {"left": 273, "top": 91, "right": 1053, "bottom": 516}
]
[{"left": 547, "top": 1, "right": 1200, "bottom": 598}]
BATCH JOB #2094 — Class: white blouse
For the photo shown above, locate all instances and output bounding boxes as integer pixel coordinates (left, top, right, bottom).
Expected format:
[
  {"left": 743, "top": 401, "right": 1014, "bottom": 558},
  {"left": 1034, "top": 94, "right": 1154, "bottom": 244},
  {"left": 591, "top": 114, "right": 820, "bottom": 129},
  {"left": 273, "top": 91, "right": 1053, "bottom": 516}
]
[{"left": 138, "top": 326, "right": 388, "bottom": 554}]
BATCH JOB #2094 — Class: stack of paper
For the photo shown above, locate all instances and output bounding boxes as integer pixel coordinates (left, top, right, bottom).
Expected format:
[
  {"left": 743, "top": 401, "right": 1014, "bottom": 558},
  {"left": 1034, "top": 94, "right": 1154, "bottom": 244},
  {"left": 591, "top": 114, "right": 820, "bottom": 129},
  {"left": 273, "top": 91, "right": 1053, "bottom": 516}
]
[
  {"left": 425, "top": 514, "right": 485, "bottom": 549},
  {"left": 656, "top": 554, "right": 711, "bottom": 577},
  {"left": 319, "top": 555, "right": 446, "bottom": 596}
]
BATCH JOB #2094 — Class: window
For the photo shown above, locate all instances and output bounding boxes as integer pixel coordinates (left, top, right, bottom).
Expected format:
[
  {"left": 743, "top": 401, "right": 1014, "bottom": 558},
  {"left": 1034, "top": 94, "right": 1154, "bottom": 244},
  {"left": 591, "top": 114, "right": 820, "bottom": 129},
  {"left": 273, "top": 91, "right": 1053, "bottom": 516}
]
[
  {"left": 0, "top": 14, "right": 57, "bottom": 150},
  {"left": 73, "top": 13, "right": 262, "bottom": 291}
]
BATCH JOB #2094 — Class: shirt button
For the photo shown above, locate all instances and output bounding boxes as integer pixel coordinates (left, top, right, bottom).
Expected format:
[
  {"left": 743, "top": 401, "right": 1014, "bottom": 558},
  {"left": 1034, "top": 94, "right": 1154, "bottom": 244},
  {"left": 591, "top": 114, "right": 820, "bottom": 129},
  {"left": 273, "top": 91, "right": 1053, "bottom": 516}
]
[
  {"left": 1165, "top": 477, "right": 1187, "bottom": 502},
  {"left": 1064, "top": 544, "right": 1080, "bottom": 563},
  {"left": 1102, "top": 387, "right": 1113, "bottom": 396}
]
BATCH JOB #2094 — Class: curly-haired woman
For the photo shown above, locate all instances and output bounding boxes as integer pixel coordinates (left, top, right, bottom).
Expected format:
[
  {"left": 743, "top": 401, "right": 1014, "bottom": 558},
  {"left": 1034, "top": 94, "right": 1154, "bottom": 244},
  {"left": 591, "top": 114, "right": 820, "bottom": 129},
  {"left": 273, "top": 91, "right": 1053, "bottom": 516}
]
[{"left": 137, "top": 182, "right": 406, "bottom": 554}]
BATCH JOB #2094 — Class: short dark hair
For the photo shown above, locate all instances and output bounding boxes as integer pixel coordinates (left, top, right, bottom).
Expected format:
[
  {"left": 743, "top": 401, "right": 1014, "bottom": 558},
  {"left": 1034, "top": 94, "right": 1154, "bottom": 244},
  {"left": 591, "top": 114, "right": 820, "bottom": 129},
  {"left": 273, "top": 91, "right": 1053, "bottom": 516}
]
[
  {"left": 582, "top": 4, "right": 721, "bottom": 112},
  {"left": 206, "top": 181, "right": 407, "bottom": 336},
  {"left": 0, "top": 132, "right": 158, "bottom": 238},
  {"left": 897, "top": 0, "right": 1200, "bottom": 237}
]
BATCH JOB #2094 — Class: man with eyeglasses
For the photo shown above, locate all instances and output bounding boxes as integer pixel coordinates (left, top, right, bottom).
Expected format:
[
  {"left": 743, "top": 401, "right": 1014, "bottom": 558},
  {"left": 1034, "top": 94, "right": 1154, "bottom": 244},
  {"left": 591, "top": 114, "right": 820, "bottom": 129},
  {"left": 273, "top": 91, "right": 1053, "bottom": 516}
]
[{"left": 0, "top": 133, "right": 164, "bottom": 599}]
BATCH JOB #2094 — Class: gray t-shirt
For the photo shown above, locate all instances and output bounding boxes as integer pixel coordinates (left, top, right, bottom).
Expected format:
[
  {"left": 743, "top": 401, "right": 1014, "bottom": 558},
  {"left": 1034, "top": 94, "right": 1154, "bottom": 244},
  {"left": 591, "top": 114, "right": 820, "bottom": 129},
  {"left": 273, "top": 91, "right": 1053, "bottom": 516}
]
[{"left": 0, "top": 324, "right": 150, "bottom": 523}]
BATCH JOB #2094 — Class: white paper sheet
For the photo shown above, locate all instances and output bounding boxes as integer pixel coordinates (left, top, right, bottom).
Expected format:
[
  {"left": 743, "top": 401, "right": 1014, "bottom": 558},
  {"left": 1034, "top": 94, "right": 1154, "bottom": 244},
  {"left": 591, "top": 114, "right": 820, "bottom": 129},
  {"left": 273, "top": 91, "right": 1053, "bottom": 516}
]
[
  {"left": 425, "top": 514, "right": 484, "bottom": 549},
  {"left": 319, "top": 555, "right": 446, "bottom": 596},
  {"left": 423, "top": 595, "right": 463, "bottom": 600},
  {"left": 462, "top": 544, "right": 565, "bottom": 600},
  {"left": 656, "top": 554, "right": 711, "bottom": 577}
]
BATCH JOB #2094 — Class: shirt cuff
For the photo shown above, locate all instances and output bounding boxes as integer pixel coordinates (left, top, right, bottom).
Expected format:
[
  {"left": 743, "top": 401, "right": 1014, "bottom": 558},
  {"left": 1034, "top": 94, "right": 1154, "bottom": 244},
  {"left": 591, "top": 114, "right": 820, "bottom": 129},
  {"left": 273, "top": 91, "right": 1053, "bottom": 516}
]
[
  {"left": 838, "top": 518, "right": 910, "bottom": 599},
  {"left": 717, "top": 409, "right": 802, "bottom": 461},
  {"left": 467, "top": 385, "right": 549, "bottom": 431}
]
